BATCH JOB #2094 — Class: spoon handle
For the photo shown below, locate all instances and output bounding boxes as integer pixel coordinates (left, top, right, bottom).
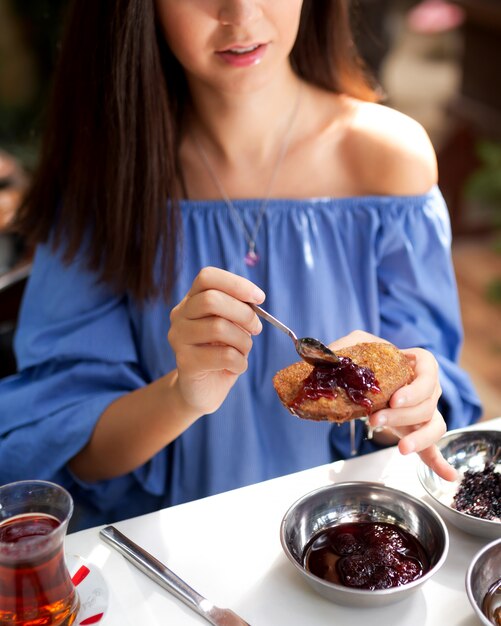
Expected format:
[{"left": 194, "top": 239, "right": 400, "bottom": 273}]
[{"left": 248, "top": 303, "right": 298, "bottom": 344}]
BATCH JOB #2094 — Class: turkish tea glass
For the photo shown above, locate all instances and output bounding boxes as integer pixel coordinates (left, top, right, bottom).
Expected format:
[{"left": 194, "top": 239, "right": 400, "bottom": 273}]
[{"left": 0, "top": 480, "right": 80, "bottom": 625}]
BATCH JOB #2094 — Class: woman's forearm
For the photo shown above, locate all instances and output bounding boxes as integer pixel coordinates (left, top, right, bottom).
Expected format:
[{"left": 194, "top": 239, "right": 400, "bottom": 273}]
[{"left": 68, "top": 370, "right": 201, "bottom": 482}]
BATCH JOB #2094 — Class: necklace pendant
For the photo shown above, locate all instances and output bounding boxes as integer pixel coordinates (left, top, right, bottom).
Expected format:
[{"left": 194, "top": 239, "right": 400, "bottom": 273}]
[{"left": 245, "top": 249, "right": 260, "bottom": 267}]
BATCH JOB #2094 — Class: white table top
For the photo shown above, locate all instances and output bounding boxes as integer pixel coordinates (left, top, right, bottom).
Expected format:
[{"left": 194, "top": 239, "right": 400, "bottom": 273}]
[{"left": 66, "top": 418, "right": 501, "bottom": 626}]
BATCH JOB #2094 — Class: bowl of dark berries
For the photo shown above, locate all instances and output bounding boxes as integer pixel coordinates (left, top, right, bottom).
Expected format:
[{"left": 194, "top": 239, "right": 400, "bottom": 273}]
[
  {"left": 280, "top": 482, "right": 449, "bottom": 607},
  {"left": 417, "top": 428, "right": 501, "bottom": 540}
]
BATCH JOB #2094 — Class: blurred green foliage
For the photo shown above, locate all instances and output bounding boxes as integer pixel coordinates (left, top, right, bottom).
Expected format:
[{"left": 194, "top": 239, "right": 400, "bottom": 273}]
[
  {"left": 464, "top": 140, "right": 501, "bottom": 304},
  {"left": 464, "top": 141, "right": 501, "bottom": 219}
]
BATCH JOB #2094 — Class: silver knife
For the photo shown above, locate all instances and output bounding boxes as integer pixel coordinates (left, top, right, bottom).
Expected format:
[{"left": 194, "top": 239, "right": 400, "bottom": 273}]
[{"left": 99, "top": 525, "right": 251, "bottom": 626}]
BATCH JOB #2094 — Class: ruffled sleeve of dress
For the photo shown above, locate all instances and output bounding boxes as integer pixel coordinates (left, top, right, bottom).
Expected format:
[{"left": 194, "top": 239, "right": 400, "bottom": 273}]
[
  {"left": 375, "top": 187, "right": 482, "bottom": 429},
  {"left": 0, "top": 242, "right": 163, "bottom": 526}
]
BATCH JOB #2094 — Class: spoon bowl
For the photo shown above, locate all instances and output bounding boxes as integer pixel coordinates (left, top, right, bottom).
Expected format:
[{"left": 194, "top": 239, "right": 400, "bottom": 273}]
[{"left": 249, "top": 303, "right": 340, "bottom": 367}]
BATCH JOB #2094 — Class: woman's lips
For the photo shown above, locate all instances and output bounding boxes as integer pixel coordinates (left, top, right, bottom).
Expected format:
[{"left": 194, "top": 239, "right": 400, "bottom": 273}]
[{"left": 215, "top": 43, "right": 268, "bottom": 67}]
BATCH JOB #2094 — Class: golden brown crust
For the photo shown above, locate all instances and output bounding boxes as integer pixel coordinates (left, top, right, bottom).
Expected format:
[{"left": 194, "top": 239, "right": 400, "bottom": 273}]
[{"left": 272, "top": 342, "right": 414, "bottom": 422}]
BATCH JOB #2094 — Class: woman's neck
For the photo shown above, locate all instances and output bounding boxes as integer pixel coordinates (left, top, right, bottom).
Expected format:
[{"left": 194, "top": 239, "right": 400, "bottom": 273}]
[{"left": 186, "top": 69, "right": 303, "bottom": 166}]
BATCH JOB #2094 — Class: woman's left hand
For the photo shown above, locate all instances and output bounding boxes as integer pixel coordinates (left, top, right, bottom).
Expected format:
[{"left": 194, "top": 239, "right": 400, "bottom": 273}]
[{"left": 329, "top": 331, "right": 457, "bottom": 482}]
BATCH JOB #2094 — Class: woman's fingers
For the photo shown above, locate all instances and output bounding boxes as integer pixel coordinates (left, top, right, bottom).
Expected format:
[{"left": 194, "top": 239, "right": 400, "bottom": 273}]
[
  {"left": 188, "top": 266, "right": 265, "bottom": 303},
  {"left": 172, "top": 316, "right": 254, "bottom": 357},
  {"left": 326, "top": 339, "right": 454, "bottom": 481},
  {"left": 417, "top": 445, "right": 458, "bottom": 482},
  {"left": 397, "top": 409, "right": 457, "bottom": 481},
  {"left": 176, "top": 343, "right": 250, "bottom": 376},
  {"left": 172, "top": 267, "right": 266, "bottom": 339},
  {"left": 370, "top": 382, "right": 441, "bottom": 429},
  {"left": 397, "top": 409, "right": 447, "bottom": 455},
  {"left": 369, "top": 397, "right": 436, "bottom": 428},
  {"left": 390, "top": 348, "right": 439, "bottom": 409},
  {"left": 181, "top": 289, "right": 262, "bottom": 335},
  {"left": 168, "top": 268, "right": 267, "bottom": 392}
]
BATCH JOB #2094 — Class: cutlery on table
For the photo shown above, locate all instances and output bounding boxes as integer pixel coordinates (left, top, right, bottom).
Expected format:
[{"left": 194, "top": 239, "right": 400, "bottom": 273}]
[
  {"left": 99, "top": 525, "right": 251, "bottom": 626},
  {"left": 249, "top": 303, "right": 340, "bottom": 367}
]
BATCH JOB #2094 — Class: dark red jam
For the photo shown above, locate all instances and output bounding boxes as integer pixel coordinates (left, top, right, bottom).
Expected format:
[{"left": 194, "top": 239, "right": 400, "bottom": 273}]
[
  {"left": 290, "top": 356, "right": 381, "bottom": 412},
  {"left": 452, "top": 463, "right": 501, "bottom": 521},
  {"left": 303, "top": 522, "right": 430, "bottom": 590}
]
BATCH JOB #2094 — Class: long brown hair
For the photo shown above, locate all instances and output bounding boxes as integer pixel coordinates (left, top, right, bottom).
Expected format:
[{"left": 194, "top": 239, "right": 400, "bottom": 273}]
[{"left": 13, "top": 0, "right": 378, "bottom": 302}]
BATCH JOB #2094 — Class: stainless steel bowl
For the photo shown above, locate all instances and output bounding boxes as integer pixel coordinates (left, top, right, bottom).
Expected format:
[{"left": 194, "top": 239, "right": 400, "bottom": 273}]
[
  {"left": 466, "top": 538, "right": 501, "bottom": 625},
  {"left": 280, "top": 482, "right": 449, "bottom": 607},
  {"left": 417, "top": 428, "right": 501, "bottom": 539}
]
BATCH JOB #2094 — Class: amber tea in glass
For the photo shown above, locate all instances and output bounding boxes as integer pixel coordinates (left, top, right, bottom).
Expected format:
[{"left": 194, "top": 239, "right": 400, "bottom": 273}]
[{"left": 0, "top": 480, "right": 80, "bottom": 626}]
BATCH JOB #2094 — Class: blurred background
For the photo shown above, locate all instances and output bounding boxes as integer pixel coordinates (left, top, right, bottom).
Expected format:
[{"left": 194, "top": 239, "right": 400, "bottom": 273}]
[{"left": 0, "top": 0, "right": 499, "bottom": 419}]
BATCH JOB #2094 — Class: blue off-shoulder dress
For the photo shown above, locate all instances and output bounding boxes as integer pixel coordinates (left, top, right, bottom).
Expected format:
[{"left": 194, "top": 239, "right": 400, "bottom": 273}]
[{"left": 0, "top": 187, "right": 481, "bottom": 530}]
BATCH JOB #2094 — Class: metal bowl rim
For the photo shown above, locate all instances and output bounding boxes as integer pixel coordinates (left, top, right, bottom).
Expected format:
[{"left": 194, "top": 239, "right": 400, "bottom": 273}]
[
  {"left": 416, "top": 428, "right": 501, "bottom": 528},
  {"left": 464, "top": 537, "right": 501, "bottom": 625},
  {"left": 280, "top": 481, "right": 449, "bottom": 597}
]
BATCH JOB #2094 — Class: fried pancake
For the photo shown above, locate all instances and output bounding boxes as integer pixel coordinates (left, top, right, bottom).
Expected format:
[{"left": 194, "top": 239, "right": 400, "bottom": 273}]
[{"left": 273, "top": 342, "right": 414, "bottom": 422}]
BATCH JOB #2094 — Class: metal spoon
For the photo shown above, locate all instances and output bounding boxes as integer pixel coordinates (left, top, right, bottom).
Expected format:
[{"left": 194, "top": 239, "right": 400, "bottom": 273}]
[{"left": 249, "top": 303, "right": 340, "bottom": 367}]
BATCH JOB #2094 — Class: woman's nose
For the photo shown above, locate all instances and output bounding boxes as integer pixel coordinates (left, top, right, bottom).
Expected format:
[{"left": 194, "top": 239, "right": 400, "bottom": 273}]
[{"left": 218, "top": 0, "right": 261, "bottom": 27}]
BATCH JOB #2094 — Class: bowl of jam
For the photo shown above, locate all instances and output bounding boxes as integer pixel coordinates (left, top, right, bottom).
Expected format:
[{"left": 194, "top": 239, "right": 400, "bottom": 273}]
[
  {"left": 466, "top": 537, "right": 501, "bottom": 625},
  {"left": 280, "top": 482, "right": 448, "bottom": 607},
  {"left": 417, "top": 428, "right": 501, "bottom": 539}
]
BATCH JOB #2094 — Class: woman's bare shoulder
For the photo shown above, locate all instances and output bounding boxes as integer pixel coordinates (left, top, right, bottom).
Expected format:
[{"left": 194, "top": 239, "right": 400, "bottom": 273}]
[{"left": 341, "top": 100, "right": 438, "bottom": 196}]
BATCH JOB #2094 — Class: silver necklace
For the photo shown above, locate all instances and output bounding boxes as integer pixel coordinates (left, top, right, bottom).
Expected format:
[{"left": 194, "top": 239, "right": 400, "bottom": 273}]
[{"left": 192, "top": 86, "right": 302, "bottom": 267}]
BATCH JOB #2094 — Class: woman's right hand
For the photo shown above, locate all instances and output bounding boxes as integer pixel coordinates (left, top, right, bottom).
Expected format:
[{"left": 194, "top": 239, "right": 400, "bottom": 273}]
[{"left": 168, "top": 267, "right": 265, "bottom": 416}]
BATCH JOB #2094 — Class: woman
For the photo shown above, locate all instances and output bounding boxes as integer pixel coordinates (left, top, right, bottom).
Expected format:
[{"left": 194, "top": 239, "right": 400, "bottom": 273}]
[{"left": 0, "top": 0, "right": 481, "bottom": 530}]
